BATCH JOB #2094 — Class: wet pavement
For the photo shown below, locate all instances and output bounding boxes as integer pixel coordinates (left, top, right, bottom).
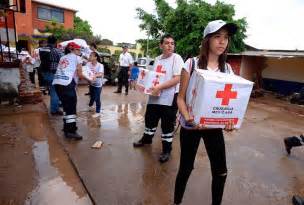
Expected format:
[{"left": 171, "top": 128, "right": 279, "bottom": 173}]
[
  {"left": 44, "top": 85, "right": 304, "bottom": 205},
  {"left": 0, "top": 103, "right": 92, "bottom": 205}
]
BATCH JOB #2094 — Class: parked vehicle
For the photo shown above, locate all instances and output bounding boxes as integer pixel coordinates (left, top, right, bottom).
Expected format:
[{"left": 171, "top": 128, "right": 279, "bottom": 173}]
[
  {"left": 98, "top": 52, "right": 118, "bottom": 85},
  {"left": 137, "top": 57, "right": 154, "bottom": 70}
]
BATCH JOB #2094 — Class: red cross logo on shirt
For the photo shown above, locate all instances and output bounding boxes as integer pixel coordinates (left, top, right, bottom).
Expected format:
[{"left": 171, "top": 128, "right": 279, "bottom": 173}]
[
  {"left": 140, "top": 70, "right": 146, "bottom": 79},
  {"left": 59, "top": 58, "right": 69, "bottom": 69},
  {"left": 216, "top": 84, "right": 237, "bottom": 106},
  {"left": 155, "top": 65, "right": 166, "bottom": 74}
]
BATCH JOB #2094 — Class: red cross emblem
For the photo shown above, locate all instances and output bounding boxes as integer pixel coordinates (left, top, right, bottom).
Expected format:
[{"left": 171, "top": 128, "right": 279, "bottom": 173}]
[
  {"left": 152, "top": 75, "right": 160, "bottom": 86},
  {"left": 59, "top": 58, "right": 69, "bottom": 68},
  {"left": 140, "top": 70, "right": 146, "bottom": 79},
  {"left": 155, "top": 65, "right": 166, "bottom": 74},
  {"left": 216, "top": 84, "right": 237, "bottom": 106}
]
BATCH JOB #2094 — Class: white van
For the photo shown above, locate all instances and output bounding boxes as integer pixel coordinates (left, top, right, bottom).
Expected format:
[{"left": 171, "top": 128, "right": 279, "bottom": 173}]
[{"left": 137, "top": 57, "right": 154, "bottom": 71}]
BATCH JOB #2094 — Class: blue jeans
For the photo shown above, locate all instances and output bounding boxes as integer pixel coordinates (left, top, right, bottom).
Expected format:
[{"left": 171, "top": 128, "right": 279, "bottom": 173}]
[
  {"left": 42, "top": 72, "right": 60, "bottom": 113},
  {"left": 89, "top": 85, "right": 102, "bottom": 113}
]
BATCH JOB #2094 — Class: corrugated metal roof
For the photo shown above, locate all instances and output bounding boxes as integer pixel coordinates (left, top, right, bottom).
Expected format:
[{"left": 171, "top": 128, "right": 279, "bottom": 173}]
[{"left": 229, "top": 50, "right": 304, "bottom": 58}]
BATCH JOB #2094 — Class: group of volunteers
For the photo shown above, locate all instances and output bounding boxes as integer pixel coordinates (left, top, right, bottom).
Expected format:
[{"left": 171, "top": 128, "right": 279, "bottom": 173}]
[
  {"left": 25, "top": 35, "right": 104, "bottom": 140},
  {"left": 22, "top": 18, "right": 303, "bottom": 205}
]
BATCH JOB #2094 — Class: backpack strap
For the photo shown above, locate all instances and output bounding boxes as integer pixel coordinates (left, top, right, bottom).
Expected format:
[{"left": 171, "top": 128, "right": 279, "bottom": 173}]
[{"left": 189, "top": 57, "right": 195, "bottom": 76}]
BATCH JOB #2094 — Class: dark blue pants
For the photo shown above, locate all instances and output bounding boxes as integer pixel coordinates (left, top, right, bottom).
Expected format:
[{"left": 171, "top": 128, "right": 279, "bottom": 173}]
[
  {"left": 89, "top": 85, "right": 102, "bottom": 113},
  {"left": 55, "top": 80, "right": 77, "bottom": 133}
]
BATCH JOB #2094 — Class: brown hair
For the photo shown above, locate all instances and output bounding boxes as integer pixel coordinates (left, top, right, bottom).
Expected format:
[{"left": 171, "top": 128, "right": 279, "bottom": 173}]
[{"left": 197, "top": 33, "right": 230, "bottom": 73}]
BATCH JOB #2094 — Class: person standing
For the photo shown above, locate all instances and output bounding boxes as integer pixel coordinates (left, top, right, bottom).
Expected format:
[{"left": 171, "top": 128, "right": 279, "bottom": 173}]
[
  {"left": 39, "top": 35, "right": 63, "bottom": 115},
  {"left": 133, "top": 34, "right": 184, "bottom": 163},
  {"left": 173, "top": 20, "right": 238, "bottom": 205},
  {"left": 114, "top": 45, "right": 133, "bottom": 95},
  {"left": 87, "top": 52, "right": 104, "bottom": 118},
  {"left": 129, "top": 61, "right": 139, "bottom": 90},
  {"left": 52, "top": 42, "right": 84, "bottom": 140}
]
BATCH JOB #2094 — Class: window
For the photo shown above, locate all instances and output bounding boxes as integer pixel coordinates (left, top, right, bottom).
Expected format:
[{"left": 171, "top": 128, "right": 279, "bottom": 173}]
[{"left": 37, "top": 6, "right": 64, "bottom": 23}]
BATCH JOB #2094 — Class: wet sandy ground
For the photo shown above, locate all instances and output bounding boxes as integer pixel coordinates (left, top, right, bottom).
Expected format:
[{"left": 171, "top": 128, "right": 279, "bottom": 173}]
[
  {"left": 0, "top": 103, "right": 92, "bottom": 205},
  {"left": 45, "top": 85, "right": 304, "bottom": 205}
]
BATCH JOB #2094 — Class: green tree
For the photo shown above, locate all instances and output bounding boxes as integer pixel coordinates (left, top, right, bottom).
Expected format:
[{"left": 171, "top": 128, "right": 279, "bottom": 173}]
[
  {"left": 136, "top": 0, "right": 247, "bottom": 58},
  {"left": 100, "top": 39, "right": 114, "bottom": 46}
]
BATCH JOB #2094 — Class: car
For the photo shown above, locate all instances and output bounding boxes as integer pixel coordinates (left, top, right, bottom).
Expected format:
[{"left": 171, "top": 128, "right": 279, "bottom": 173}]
[{"left": 137, "top": 57, "right": 154, "bottom": 71}]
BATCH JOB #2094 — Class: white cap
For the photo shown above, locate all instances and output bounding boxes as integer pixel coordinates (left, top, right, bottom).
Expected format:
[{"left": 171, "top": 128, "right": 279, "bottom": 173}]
[{"left": 203, "top": 20, "right": 238, "bottom": 38}]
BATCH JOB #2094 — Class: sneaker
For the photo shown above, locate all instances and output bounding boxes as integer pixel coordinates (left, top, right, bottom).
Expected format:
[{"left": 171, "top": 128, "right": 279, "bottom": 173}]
[
  {"left": 159, "top": 152, "right": 171, "bottom": 163},
  {"left": 84, "top": 92, "right": 90, "bottom": 96},
  {"left": 92, "top": 113, "right": 101, "bottom": 118},
  {"left": 88, "top": 106, "right": 94, "bottom": 112},
  {"left": 114, "top": 90, "right": 122, "bottom": 94},
  {"left": 65, "top": 132, "right": 83, "bottom": 140},
  {"left": 284, "top": 138, "right": 292, "bottom": 155}
]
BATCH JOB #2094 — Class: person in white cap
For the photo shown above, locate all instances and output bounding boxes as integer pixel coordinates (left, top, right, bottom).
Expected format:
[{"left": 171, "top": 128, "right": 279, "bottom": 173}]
[{"left": 174, "top": 20, "right": 238, "bottom": 205}]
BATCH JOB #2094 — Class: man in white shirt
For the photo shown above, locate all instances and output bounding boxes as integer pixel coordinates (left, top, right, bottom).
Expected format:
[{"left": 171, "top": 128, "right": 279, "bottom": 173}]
[
  {"left": 133, "top": 34, "right": 184, "bottom": 163},
  {"left": 114, "top": 45, "right": 133, "bottom": 95}
]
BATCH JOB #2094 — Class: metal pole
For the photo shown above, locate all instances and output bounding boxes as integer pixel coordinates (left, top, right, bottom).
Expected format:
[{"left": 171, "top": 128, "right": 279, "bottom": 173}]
[
  {"left": 4, "top": 9, "right": 11, "bottom": 61},
  {"left": 12, "top": 9, "right": 18, "bottom": 60}
]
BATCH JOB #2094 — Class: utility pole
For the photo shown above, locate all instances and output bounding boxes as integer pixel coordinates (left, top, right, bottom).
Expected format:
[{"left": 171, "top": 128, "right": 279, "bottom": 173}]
[{"left": 146, "top": 26, "right": 150, "bottom": 57}]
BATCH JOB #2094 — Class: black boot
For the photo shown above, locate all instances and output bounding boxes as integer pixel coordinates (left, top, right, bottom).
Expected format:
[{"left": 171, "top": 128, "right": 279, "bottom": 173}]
[
  {"left": 65, "top": 132, "right": 83, "bottom": 140},
  {"left": 159, "top": 141, "right": 172, "bottom": 163},
  {"left": 133, "top": 136, "right": 152, "bottom": 147},
  {"left": 292, "top": 195, "right": 304, "bottom": 205}
]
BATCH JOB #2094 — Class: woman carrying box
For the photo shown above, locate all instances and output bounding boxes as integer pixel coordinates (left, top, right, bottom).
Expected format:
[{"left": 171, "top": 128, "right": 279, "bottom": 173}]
[{"left": 174, "top": 20, "right": 238, "bottom": 205}]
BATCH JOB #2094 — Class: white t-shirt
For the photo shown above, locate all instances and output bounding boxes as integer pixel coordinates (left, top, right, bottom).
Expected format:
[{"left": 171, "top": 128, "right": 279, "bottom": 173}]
[
  {"left": 183, "top": 57, "right": 234, "bottom": 74},
  {"left": 119, "top": 52, "right": 133, "bottom": 67},
  {"left": 32, "top": 48, "right": 41, "bottom": 68},
  {"left": 53, "top": 53, "right": 83, "bottom": 86},
  {"left": 87, "top": 62, "right": 104, "bottom": 87},
  {"left": 148, "top": 53, "right": 184, "bottom": 106},
  {"left": 180, "top": 57, "right": 234, "bottom": 129}
]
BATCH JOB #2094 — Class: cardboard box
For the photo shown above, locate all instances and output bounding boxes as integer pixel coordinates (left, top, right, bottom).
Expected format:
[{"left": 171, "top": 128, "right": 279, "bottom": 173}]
[
  {"left": 186, "top": 69, "right": 253, "bottom": 129},
  {"left": 82, "top": 66, "right": 94, "bottom": 81},
  {"left": 136, "top": 68, "right": 165, "bottom": 95}
]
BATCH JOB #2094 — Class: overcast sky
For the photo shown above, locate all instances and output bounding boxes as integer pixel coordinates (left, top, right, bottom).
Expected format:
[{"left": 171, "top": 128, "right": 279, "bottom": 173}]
[{"left": 44, "top": 0, "right": 304, "bottom": 50}]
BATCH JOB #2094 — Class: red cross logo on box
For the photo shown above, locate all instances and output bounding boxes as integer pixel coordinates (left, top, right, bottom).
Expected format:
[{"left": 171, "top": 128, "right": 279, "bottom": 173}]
[
  {"left": 216, "top": 84, "right": 237, "bottom": 106},
  {"left": 140, "top": 70, "right": 146, "bottom": 79},
  {"left": 155, "top": 65, "right": 166, "bottom": 74},
  {"left": 152, "top": 75, "right": 160, "bottom": 86}
]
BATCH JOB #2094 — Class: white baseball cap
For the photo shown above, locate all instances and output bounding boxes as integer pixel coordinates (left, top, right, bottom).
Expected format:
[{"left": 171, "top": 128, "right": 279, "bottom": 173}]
[{"left": 203, "top": 20, "right": 238, "bottom": 38}]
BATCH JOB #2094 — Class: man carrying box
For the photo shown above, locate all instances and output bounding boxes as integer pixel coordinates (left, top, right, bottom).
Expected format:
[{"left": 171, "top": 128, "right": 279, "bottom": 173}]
[{"left": 133, "top": 34, "right": 184, "bottom": 163}]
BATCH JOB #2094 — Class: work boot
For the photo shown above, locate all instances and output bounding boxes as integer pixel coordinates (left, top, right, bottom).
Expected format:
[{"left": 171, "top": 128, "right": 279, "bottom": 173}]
[
  {"left": 65, "top": 132, "right": 83, "bottom": 140},
  {"left": 133, "top": 137, "right": 152, "bottom": 147},
  {"left": 159, "top": 152, "right": 171, "bottom": 163},
  {"left": 292, "top": 195, "right": 304, "bottom": 205},
  {"left": 284, "top": 138, "right": 292, "bottom": 155}
]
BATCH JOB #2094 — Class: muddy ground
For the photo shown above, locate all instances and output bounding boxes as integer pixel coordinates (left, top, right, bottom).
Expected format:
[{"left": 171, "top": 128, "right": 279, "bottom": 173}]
[{"left": 0, "top": 85, "right": 304, "bottom": 205}]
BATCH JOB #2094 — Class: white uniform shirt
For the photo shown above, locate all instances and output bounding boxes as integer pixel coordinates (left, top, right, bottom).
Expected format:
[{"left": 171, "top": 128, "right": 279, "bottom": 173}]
[
  {"left": 32, "top": 48, "right": 41, "bottom": 68},
  {"left": 87, "top": 62, "right": 104, "bottom": 87},
  {"left": 148, "top": 53, "right": 184, "bottom": 106},
  {"left": 53, "top": 53, "right": 82, "bottom": 86},
  {"left": 119, "top": 52, "right": 133, "bottom": 67},
  {"left": 180, "top": 57, "right": 234, "bottom": 129}
]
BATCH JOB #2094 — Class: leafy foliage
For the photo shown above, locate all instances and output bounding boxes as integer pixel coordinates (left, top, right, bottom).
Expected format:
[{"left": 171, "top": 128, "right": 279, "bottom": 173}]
[{"left": 136, "top": 0, "right": 247, "bottom": 58}]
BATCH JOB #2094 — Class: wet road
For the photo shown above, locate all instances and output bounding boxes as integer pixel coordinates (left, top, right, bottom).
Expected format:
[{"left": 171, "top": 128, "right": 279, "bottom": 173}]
[
  {"left": 46, "top": 85, "right": 304, "bottom": 205},
  {"left": 0, "top": 104, "right": 92, "bottom": 205}
]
